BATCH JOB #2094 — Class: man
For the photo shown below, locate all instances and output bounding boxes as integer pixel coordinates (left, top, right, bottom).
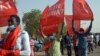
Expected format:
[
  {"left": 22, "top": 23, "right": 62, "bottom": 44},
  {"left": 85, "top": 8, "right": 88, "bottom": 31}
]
[
  {"left": 48, "top": 23, "right": 64, "bottom": 56},
  {"left": 63, "top": 33, "right": 72, "bottom": 56},
  {"left": 42, "top": 23, "right": 63, "bottom": 56},
  {"left": 43, "top": 34, "right": 54, "bottom": 56},
  {"left": 0, "top": 15, "right": 31, "bottom": 56},
  {"left": 60, "top": 36, "right": 64, "bottom": 55},
  {"left": 72, "top": 19, "right": 93, "bottom": 56},
  {"left": 48, "top": 33, "right": 62, "bottom": 56},
  {"left": 87, "top": 34, "right": 93, "bottom": 53}
]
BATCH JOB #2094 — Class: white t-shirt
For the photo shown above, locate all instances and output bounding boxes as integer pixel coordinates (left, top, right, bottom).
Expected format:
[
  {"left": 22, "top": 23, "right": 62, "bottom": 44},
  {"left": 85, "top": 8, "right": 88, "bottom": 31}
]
[{"left": 14, "top": 30, "right": 31, "bottom": 56}]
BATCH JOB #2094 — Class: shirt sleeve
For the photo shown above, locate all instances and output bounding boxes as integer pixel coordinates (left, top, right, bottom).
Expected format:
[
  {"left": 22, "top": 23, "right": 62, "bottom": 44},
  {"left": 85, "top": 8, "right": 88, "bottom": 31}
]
[
  {"left": 85, "top": 21, "right": 93, "bottom": 35},
  {"left": 20, "top": 31, "right": 31, "bottom": 56}
]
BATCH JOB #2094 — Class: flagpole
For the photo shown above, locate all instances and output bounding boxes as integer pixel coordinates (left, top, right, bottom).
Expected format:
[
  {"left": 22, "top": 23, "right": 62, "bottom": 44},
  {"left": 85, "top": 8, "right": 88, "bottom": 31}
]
[{"left": 60, "top": 0, "right": 65, "bottom": 35}]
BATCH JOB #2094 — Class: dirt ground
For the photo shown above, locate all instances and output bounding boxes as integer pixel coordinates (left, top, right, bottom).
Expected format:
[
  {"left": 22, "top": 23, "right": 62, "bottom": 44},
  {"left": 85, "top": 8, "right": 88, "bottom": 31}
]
[{"left": 35, "top": 46, "right": 100, "bottom": 56}]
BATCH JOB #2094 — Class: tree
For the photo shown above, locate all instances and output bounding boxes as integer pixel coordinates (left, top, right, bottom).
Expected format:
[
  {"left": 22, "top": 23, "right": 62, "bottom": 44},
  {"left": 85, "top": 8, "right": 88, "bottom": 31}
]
[{"left": 22, "top": 9, "right": 41, "bottom": 36}]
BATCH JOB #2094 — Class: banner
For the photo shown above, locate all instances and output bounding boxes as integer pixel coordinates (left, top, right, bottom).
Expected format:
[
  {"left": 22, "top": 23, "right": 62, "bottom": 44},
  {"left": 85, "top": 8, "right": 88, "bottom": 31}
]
[
  {"left": 0, "top": 0, "right": 17, "bottom": 26},
  {"left": 40, "top": 16, "right": 60, "bottom": 35},
  {"left": 40, "top": 6, "right": 49, "bottom": 31},
  {"left": 73, "top": 0, "right": 93, "bottom": 20},
  {"left": 40, "top": 0, "right": 65, "bottom": 35},
  {"left": 40, "top": 6, "right": 49, "bottom": 35},
  {"left": 65, "top": 15, "right": 80, "bottom": 35},
  {"left": 42, "top": 6, "right": 49, "bottom": 18},
  {"left": 49, "top": 0, "right": 64, "bottom": 17},
  {"left": 49, "top": 0, "right": 64, "bottom": 22}
]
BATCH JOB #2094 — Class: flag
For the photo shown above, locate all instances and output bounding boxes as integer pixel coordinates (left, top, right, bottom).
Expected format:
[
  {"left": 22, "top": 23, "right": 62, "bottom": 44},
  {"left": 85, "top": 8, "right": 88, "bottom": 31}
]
[
  {"left": 40, "top": 6, "right": 49, "bottom": 35},
  {"left": 40, "top": 6, "right": 49, "bottom": 29},
  {"left": 49, "top": 0, "right": 64, "bottom": 19},
  {"left": 40, "top": 16, "right": 59, "bottom": 35},
  {"left": 65, "top": 15, "right": 80, "bottom": 35},
  {"left": 73, "top": 0, "right": 93, "bottom": 20},
  {"left": 42, "top": 6, "right": 49, "bottom": 18},
  {"left": 0, "top": 0, "right": 17, "bottom": 26},
  {"left": 40, "top": 0, "right": 65, "bottom": 35}
]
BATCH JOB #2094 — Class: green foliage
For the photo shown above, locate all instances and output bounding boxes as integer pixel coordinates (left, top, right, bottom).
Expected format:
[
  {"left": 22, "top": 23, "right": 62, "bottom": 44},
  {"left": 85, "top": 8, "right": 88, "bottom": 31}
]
[{"left": 22, "top": 9, "right": 41, "bottom": 36}]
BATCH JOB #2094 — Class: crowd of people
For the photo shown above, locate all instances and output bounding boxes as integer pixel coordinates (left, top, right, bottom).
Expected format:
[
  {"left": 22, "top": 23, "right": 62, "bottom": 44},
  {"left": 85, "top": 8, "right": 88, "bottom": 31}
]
[
  {"left": 0, "top": 15, "right": 100, "bottom": 56},
  {"left": 32, "top": 19, "right": 100, "bottom": 56}
]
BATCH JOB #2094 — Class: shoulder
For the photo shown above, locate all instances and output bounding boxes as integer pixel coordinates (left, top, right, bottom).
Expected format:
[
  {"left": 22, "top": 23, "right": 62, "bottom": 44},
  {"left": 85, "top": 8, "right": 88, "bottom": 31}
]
[
  {"left": 21, "top": 30, "right": 28, "bottom": 34},
  {"left": 19, "top": 30, "right": 29, "bottom": 38},
  {"left": 20, "top": 30, "right": 29, "bottom": 35}
]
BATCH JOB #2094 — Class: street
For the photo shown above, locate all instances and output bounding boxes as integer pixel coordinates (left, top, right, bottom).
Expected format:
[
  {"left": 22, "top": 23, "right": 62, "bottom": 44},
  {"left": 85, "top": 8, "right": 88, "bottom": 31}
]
[{"left": 35, "top": 46, "right": 100, "bottom": 56}]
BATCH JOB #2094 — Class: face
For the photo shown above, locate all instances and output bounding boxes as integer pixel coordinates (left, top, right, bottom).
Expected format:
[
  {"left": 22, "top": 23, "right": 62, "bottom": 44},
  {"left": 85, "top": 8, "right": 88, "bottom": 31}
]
[
  {"left": 12, "top": 17, "right": 17, "bottom": 26},
  {"left": 7, "top": 17, "right": 17, "bottom": 32}
]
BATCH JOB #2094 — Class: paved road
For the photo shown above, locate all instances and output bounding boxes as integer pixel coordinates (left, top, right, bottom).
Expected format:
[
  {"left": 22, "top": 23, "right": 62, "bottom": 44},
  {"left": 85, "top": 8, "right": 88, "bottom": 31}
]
[{"left": 35, "top": 47, "right": 100, "bottom": 56}]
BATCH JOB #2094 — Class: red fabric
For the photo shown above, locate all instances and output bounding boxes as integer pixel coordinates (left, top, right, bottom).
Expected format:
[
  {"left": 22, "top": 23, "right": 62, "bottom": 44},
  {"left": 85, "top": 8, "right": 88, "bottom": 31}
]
[
  {"left": 73, "top": 35, "right": 78, "bottom": 46},
  {"left": 0, "top": 26, "right": 20, "bottom": 56},
  {"left": 74, "top": 20, "right": 80, "bottom": 32},
  {"left": 49, "top": 0, "right": 64, "bottom": 17},
  {"left": 42, "top": 6, "right": 49, "bottom": 18},
  {"left": 0, "top": 49, "right": 11, "bottom": 56},
  {"left": 40, "top": 0, "right": 65, "bottom": 35},
  {"left": 0, "top": 0, "right": 17, "bottom": 26},
  {"left": 0, "top": 49, "right": 20, "bottom": 56},
  {"left": 40, "top": 16, "right": 61, "bottom": 35},
  {"left": 40, "top": 6, "right": 49, "bottom": 35},
  {"left": 12, "top": 50, "right": 20, "bottom": 56},
  {"left": 73, "top": 0, "right": 93, "bottom": 20},
  {"left": 65, "top": 15, "right": 80, "bottom": 35},
  {"left": 43, "top": 41, "right": 52, "bottom": 51}
]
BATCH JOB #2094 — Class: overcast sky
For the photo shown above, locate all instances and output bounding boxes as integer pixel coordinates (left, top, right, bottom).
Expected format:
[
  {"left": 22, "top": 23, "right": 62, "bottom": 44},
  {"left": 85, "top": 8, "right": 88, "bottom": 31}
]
[{"left": 1, "top": 0, "right": 100, "bottom": 33}]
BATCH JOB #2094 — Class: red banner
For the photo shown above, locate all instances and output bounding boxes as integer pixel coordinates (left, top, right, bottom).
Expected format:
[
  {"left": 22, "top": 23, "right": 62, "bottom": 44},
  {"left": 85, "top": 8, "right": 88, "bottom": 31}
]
[
  {"left": 40, "top": 16, "right": 60, "bottom": 35},
  {"left": 40, "top": 0, "right": 65, "bottom": 35},
  {"left": 42, "top": 6, "right": 49, "bottom": 18},
  {"left": 49, "top": 0, "right": 64, "bottom": 17},
  {"left": 73, "top": 0, "right": 93, "bottom": 20},
  {"left": 65, "top": 15, "right": 80, "bottom": 35},
  {"left": 40, "top": 6, "right": 49, "bottom": 32},
  {"left": 40, "top": 6, "right": 49, "bottom": 35},
  {"left": 0, "top": 0, "right": 17, "bottom": 27}
]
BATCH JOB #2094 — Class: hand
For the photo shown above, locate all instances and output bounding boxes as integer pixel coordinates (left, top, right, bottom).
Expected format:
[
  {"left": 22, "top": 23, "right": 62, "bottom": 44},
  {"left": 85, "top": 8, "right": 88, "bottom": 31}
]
[
  {"left": 11, "top": 50, "right": 20, "bottom": 56},
  {"left": 0, "top": 49, "right": 12, "bottom": 55}
]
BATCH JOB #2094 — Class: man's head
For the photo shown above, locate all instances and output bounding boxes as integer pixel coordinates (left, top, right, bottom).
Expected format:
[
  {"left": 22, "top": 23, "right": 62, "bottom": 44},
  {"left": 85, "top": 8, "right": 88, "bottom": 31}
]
[
  {"left": 79, "top": 28, "right": 84, "bottom": 33},
  {"left": 8, "top": 15, "right": 20, "bottom": 26},
  {"left": 7, "top": 15, "right": 20, "bottom": 32}
]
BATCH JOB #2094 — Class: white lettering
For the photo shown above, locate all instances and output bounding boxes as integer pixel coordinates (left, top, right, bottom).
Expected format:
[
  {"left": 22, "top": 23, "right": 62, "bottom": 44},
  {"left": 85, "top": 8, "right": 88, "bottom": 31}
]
[
  {"left": 6, "top": 2, "right": 11, "bottom": 8},
  {"left": 0, "top": 1, "right": 12, "bottom": 11}
]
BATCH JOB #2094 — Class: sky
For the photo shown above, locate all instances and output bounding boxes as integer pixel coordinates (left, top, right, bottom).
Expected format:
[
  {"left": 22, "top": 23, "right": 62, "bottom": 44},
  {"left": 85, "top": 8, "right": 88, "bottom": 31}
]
[{"left": 1, "top": 0, "right": 100, "bottom": 33}]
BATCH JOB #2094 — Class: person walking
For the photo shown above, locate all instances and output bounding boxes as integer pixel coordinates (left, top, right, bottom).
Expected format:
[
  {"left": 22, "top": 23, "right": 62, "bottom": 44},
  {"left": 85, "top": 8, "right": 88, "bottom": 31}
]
[
  {"left": 0, "top": 15, "right": 31, "bottom": 56},
  {"left": 72, "top": 19, "right": 93, "bottom": 56}
]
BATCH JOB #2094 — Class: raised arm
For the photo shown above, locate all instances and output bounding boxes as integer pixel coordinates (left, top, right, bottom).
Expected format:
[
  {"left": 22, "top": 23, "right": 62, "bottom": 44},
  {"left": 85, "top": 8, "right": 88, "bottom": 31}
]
[
  {"left": 72, "top": 20, "right": 79, "bottom": 34},
  {"left": 85, "top": 19, "right": 93, "bottom": 35},
  {"left": 56, "top": 23, "right": 64, "bottom": 41}
]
